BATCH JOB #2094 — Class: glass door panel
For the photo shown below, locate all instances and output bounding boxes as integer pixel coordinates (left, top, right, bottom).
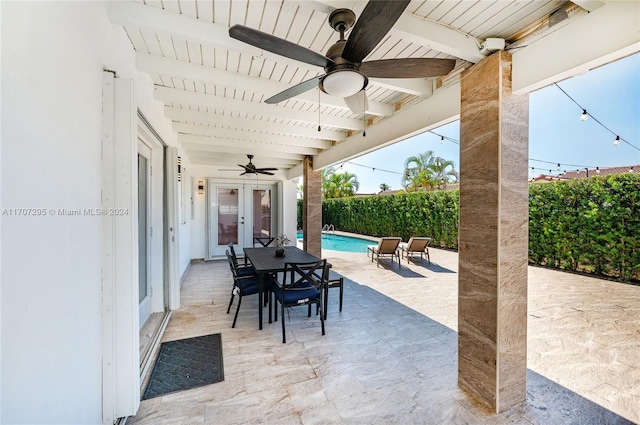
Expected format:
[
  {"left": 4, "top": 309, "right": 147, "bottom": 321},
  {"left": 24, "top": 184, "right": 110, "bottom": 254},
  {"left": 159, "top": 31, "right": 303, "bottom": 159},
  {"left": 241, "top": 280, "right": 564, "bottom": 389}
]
[
  {"left": 217, "top": 188, "right": 239, "bottom": 246},
  {"left": 252, "top": 189, "right": 272, "bottom": 239}
]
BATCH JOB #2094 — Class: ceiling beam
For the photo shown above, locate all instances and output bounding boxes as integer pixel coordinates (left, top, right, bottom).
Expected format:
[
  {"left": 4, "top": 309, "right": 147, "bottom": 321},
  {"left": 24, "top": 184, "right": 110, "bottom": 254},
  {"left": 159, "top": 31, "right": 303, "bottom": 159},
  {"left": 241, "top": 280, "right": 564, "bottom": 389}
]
[
  {"left": 392, "top": 14, "right": 484, "bottom": 63},
  {"left": 368, "top": 77, "right": 433, "bottom": 97},
  {"left": 512, "top": 1, "right": 640, "bottom": 93},
  {"left": 178, "top": 134, "right": 318, "bottom": 156},
  {"left": 181, "top": 150, "right": 300, "bottom": 166},
  {"left": 289, "top": 0, "right": 482, "bottom": 62},
  {"left": 172, "top": 122, "right": 332, "bottom": 150},
  {"left": 164, "top": 107, "right": 346, "bottom": 142},
  {"left": 107, "top": 1, "right": 261, "bottom": 56},
  {"left": 571, "top": 1, "right": 605, "bottom": 12},
  {"left": 109, "top": 1, "right": 431, "bottom": 96},
  {"left": 136, "top": 53, "right": 393, "bottom": 117},
  {"left": 154, "top": 86, "right": 364, "bottom": 130},
  {"left": 310, "top": 83, "right": 461, "bottom": 173}
]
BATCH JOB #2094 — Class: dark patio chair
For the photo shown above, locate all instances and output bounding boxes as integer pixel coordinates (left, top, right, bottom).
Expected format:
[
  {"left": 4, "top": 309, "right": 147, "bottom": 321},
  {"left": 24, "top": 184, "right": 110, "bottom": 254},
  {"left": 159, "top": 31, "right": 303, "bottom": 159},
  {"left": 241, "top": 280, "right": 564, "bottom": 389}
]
[
  {"left": 367, "top": 237, "right": 402, "bottom": 268},
  {"left": 226, "top": 250, "right": 271, "bottom": 328},
  {"left": 228, "top": 243, "right": 255, "bottom": 275},
  {"left": 253, "top": 236, "right": 275, "bottom": 247},
  {"left": 271, "top": 259, "right": 327, "bottom": 343},
  {"left": 320, "top": 270, "right": 344, "bottom": 320},
  {"left": 400, "top": 237, "right": 431, "bottom": 263}
]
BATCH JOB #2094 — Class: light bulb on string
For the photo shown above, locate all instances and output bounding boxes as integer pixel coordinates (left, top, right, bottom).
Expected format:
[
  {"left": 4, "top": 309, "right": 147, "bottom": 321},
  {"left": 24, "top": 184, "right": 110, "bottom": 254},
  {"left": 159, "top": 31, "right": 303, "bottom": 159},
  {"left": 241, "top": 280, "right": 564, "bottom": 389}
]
[
  {"left": 580, "top": 109, "right": 588, "bottom": 121},
  {"left": 440, "top": 136, "right": 444, "bottom": 144},
  {"left": 557, "top": 163, "right": 561, "bottom": 171},
  {"left": 596, "top": 167, "right": 600, "bottom": 174},
  {"left": 613, "top": 136, "right": 620, "bottom": 146}
]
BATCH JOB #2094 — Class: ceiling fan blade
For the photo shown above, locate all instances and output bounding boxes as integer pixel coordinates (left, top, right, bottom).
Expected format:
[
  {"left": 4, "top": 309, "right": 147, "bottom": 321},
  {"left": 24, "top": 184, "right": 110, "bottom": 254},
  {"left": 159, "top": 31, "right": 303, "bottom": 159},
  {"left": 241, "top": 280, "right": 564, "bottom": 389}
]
[
  {"left": 342, "top": 0, "right": 411, "bottom": 64},
  {"left": 257, "top": 170, "right": 275, "bottom": 176},
  {"left": 361, "top": 58, "right": 456, "bottom": 78},
  {"left": 265, "top": 75, "right": 323, "bottom": 104},
  {"left": 229, "top": 25, "right": 334, "bottom": 68},
  {"left": 344, "top": 91, "right": 369, "bottom": 115},
  {"left": 256, "top": 168, "right": 278, "bottom": 172}
]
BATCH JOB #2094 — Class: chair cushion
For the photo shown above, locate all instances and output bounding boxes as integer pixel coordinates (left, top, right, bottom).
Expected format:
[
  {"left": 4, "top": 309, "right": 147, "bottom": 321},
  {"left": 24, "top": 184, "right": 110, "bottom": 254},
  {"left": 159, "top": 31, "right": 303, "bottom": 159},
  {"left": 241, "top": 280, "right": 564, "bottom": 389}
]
[
  {"left": 272, "top": 283, "right": 320, "bottom": 305},
  {"left": 237, "top": 266, "right": 257, "bottom": 277},
  {"left": 237, "top": 277, "right": 261, "bottom": 296}
]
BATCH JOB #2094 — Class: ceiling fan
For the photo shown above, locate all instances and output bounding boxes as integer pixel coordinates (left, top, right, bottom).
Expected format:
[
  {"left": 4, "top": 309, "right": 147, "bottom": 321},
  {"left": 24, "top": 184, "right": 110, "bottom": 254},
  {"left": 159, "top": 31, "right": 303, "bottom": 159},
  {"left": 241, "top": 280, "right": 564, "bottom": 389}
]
[
  {"left": 229, "top": 0, "right": 456, "bottom": 114},
  {"left": 236, "top": 155, "right": 278, "bottom": 176}
]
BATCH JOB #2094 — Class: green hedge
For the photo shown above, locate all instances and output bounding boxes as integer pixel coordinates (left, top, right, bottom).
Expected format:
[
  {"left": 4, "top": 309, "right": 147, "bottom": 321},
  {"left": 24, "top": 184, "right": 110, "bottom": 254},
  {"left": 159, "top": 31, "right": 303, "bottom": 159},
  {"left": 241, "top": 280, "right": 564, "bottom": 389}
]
[
  {"left": 528, "top": 173, "right": 640, "bottom": 281},
  {"left": 300, "top": 173, "right": 640, "bottom": 281},
  {"left": 322, "top": 190, "right": 460, "bottom": 249}
]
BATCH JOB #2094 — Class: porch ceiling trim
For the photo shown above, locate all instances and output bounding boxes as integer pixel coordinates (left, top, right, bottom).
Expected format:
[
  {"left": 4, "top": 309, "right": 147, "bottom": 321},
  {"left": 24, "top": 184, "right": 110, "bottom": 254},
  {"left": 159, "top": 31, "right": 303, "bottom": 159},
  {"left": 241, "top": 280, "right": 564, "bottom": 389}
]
[{"left": 513, "top": 1, "right": 640, "bottom": 93}]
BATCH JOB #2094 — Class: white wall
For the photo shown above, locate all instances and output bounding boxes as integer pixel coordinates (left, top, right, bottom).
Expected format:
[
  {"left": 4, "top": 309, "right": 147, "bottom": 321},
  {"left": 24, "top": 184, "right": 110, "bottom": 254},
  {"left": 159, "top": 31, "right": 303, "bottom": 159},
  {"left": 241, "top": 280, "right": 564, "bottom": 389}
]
[
  {"left": 189, "top": 166, "right": 300, "bottom": 260},
  {"left": 190, "top": 176, "right": 208, "bottom": 260},
  {"left": 0, "top": 2, "right": 184, "bottom": 423}
]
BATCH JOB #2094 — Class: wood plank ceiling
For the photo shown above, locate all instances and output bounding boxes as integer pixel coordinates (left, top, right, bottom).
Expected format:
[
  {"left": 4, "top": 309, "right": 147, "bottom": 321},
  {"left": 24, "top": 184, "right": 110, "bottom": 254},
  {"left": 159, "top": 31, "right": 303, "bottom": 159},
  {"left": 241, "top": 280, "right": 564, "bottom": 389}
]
[{"left": 108, "top": 0, "right": 574, "bottom": 176}]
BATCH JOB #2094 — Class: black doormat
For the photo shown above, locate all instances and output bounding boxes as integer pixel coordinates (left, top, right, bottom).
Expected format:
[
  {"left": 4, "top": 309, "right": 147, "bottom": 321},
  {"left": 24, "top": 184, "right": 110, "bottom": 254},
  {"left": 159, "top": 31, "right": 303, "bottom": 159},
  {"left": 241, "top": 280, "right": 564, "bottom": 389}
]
[{"left": 142, "top": 333, "right": 224, "bottom": 400}]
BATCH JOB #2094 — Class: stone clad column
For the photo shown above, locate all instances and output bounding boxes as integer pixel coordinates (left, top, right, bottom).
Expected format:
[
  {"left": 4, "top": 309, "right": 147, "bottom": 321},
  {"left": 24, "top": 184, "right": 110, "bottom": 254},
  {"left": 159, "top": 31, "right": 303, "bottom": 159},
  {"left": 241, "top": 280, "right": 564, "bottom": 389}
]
[
  {"left": 458, "top": 51, "right": 529, "bottom": 413},
  {"left": 302, "top": 155, "right": 322, "bottom": 257}
]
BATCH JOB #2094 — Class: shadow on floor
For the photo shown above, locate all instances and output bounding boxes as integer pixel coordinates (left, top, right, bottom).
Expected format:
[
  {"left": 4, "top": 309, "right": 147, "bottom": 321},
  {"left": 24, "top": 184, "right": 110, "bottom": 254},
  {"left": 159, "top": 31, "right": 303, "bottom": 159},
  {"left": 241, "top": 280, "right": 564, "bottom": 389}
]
[{"left": 342, "top": 280, "right": 633, "bottom": 424}]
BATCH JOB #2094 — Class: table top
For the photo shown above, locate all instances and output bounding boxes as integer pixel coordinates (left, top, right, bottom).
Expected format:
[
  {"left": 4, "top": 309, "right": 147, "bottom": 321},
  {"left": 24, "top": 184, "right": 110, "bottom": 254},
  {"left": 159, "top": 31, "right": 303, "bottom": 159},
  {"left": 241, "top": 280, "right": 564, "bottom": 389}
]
[{"left": 243, "top": 246, "right": 322, "bottom": 273}]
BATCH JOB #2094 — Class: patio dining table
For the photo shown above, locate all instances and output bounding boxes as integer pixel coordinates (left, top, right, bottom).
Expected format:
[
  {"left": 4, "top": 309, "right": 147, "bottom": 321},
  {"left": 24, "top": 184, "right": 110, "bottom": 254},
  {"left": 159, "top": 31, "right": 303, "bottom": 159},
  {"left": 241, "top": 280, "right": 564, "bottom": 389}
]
[{"left": 243, "top": 245, "right": 324, "bottom": 330}]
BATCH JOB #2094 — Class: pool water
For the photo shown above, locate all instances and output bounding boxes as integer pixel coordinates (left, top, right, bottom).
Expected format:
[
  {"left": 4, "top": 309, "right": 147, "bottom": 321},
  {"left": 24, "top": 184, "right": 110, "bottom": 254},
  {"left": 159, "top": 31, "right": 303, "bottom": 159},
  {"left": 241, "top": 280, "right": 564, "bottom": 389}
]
[{"left": 296, "top": 233, "right": 373, "bottom": 253}]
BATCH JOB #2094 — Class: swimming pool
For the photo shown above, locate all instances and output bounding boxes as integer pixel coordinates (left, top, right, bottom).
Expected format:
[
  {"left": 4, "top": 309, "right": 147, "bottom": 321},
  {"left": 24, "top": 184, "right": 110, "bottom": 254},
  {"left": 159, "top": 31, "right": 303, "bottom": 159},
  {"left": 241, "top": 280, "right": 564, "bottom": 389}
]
[{"left": 296, "top": 233, "right": 374, "bottom": 253}]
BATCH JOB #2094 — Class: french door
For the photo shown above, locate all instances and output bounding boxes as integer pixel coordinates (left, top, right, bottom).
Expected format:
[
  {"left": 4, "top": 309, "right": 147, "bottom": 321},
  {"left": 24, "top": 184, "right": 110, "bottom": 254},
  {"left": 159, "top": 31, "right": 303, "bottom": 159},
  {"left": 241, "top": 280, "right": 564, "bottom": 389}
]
[{"left": 208, "top": 182, "right": 276, "bottom": 258}]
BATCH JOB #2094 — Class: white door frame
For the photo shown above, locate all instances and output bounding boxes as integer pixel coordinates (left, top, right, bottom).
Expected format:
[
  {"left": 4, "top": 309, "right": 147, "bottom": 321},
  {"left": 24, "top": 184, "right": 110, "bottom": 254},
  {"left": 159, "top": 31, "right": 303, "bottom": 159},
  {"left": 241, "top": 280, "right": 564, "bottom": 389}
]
[
  {"left": 137, "top": 140, "right": 152, "bottom": 329},
  {"left": 137, "top": 121, "right": 167, "bottom": 315},
  {"left": 165, "top": 147, "right": 181, "bottom": 311},
  {"left": 207, "top": 180, "right": 278, "bottom": 258},
  {"left": 208, "top": 182, "right": 244, "bottom": 258}
]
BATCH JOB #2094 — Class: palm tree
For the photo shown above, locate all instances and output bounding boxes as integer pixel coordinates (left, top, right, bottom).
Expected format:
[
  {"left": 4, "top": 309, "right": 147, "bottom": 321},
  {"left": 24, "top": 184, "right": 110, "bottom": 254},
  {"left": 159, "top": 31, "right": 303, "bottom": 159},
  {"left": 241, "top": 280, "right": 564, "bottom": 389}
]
[
  {"left": 430, "top": 157, "right": 459, "bottom": 189},
  {"left": 379, "top": 183, "right": 391, "bottom": 193},
  {"left": 402, "top": 150, "right": 459, "bottom": 191},
  {"left": 402, "top": 150, "right": 438, "bottom": 192},
  {"left": 322, "top": 167, "right": 360, "bottom": 199}
]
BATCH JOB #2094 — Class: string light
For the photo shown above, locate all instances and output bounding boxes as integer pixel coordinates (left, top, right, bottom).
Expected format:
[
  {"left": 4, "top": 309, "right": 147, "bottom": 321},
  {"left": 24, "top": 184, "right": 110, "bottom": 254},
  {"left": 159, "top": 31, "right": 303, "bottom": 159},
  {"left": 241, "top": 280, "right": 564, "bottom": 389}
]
[
  {"left": 580, "top": 109, "right": 588, "bottom": 121},
  {"left": 554, "top": 83, "right": 638, "bottom": 151},
  {"left": 440, "top": 136, "right": 444, "bottom": 144},
  {"left": 596, "top": 167, "right": 600, "bottom": 174},
  {"left": 557, "top": 163, "right": 561, "bottom": 170}
]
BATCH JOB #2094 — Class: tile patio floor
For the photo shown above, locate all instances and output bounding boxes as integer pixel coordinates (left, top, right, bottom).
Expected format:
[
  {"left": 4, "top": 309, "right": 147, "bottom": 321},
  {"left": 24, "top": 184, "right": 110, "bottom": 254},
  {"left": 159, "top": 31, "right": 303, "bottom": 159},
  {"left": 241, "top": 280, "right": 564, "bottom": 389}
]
[{"left": 128, "top": 245, "right": 639, "bottom": 424}]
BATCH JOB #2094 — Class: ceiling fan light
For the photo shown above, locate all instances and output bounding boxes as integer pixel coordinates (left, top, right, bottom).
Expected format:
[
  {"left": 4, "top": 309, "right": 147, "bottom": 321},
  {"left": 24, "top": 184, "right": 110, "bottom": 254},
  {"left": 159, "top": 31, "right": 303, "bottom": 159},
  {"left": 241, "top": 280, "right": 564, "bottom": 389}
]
[{"left": 322, "top": 70, "right": 366, "bottom": 98}]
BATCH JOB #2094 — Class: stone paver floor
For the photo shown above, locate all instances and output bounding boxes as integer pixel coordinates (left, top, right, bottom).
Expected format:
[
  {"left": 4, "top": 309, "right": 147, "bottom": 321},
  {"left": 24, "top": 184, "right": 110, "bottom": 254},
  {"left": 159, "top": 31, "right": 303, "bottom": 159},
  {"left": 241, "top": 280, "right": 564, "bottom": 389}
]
[{"left": 129, "top": 244, "right": 639, "bottom": 424}]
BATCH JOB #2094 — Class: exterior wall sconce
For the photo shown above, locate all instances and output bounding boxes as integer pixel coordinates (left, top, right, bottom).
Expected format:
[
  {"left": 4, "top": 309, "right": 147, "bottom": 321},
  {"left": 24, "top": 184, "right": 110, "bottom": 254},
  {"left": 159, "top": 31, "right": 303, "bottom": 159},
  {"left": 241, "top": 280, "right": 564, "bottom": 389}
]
[{"left": 197, "top": 180, "right": 204, "bottom": 194}]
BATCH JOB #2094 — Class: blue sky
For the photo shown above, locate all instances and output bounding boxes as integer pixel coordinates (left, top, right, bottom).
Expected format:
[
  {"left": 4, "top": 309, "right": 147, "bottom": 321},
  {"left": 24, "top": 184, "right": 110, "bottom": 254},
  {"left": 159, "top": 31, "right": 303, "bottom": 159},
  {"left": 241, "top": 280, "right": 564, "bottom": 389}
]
[{"left": 339, "top": 52, "right": 640, "bottom": 194}]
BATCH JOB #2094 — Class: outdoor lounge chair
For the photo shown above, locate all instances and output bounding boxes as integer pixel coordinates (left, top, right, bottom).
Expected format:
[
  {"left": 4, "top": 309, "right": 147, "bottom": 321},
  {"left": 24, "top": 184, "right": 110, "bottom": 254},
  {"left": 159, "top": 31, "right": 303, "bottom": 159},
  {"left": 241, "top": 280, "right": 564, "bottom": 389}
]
[
  {"left": 400, "top": 237, "right": 431, "bottom": 263},
  {"left": 367, "top": 237, "right": 402, "bottom": 268}
]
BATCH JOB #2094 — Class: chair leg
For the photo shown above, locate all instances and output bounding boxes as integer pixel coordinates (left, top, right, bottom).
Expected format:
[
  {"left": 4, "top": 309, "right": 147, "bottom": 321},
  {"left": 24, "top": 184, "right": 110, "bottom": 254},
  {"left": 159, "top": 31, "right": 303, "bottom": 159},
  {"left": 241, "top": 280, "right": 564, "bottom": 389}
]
[
  {"left": 339, "top": 280, "right": 344, "bottom": 312},
  {"left": 227, "top": 294, "right": 234, "bottom": 314},
  {"left": 323, "top": 285, "right": 329, "bottom": 320},
  {"left": 281, "top": 302, "right": 286, "bottom": 343},
  {"left": 232, "top": 295, "right": 243, "bottom": 328},
  {"left": 273, "top": 293, "right": 278, "bottom": 322},
  {"left": 319, "top": 300, "right": 325, "bottom": 336}
]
